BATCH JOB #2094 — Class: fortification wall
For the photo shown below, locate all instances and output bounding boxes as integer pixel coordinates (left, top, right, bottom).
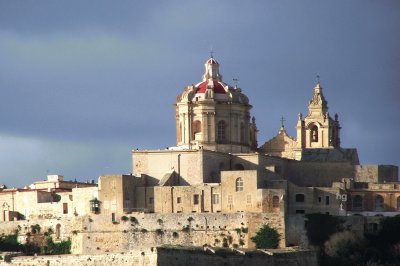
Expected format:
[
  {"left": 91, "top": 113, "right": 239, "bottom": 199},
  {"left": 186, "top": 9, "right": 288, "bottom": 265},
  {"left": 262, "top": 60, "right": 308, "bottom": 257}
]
[
  {"left": 76, "top": 212, "right": 285, "bottom": 254},
  {"left": 0, "top": 247, "right": 318, "bottom": 266},
  {"left": 0, "top": 212, "right": 285, "bottom": 255}
]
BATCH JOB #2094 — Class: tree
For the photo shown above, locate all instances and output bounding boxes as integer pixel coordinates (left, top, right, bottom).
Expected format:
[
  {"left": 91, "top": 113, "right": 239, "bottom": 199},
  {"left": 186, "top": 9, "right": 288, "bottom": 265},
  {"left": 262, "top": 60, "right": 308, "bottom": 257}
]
[{"left": 251, "top": 224, "right": 280, "bottom": 249}]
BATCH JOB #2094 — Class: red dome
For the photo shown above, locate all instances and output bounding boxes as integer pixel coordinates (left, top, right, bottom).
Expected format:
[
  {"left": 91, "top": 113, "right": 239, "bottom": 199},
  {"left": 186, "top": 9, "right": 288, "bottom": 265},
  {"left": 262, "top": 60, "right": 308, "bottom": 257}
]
[{"left": 195, "top": 80, "right": 226, "bottom": 94}]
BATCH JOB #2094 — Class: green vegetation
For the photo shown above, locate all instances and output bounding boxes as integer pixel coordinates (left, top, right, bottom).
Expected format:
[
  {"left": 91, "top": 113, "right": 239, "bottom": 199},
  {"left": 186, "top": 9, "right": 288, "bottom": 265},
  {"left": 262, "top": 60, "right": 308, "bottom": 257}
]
[
  {"left": 182, "top": 225, "right": 190, "bottom": 232},
  {"left": 251, "top": 224, "right": 280, "bottom": 249},
  {"left": 304, "top": 215, "right": 400, "bottom": 265},
  {"left": 0, "top": 228, "right": 70, "bottom": 255},
  {"left": 45, "top": 237, "right": 71, "bottom": 255},
  {"left": 130, "top": 216, "right": 139, "bottom": 224},
  {"left": 30, "top": 224, "right": 41, "bottom": 234},
  {"left": 121, "top": 216, "right": 128, "bottom": 222},
  {"left": 0, "top": 232, "right": 22, "bottom": 251}
]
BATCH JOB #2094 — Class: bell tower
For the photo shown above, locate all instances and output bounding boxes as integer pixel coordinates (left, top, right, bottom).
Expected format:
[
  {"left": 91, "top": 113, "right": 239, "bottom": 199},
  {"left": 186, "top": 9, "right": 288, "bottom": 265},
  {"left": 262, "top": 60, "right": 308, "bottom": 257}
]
[{"left": 296, "top": 79, "right": 341, "bottom": 149}]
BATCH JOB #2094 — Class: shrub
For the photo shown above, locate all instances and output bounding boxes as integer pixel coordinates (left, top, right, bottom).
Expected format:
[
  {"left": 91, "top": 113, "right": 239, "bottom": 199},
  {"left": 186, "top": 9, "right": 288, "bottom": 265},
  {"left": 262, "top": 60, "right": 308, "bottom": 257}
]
[
  {"left": 325, "top": 231, "right": 362, "bottom": 257},
  {"left": 30, "top": 224, "right": 41, "bottom": 234},
  {"left": 0, "top": 232, "right": 22, "bottom": 251},
  {"left": 130, "top": 216, "right": 139, "bottom": 224},
  {"left": 172, "top": 232, "right": 179, "bottom": 238},
  {"left": 45, "top": 237, "right": 71, "bottom": 255},
  {"left": 377, "top": 216, "right": 400, "bottom": 248},
  {"left": 323, "top": 231, "right": 368, "bottom": 266},
  {"left": 140, "top": 229, "right": 148, "bottom": 233},
  {"left": 187, "top": 217, "right": 194, "bottom": 222},
  {"left": 251, "top": 224, "right": 280, "bottom": 249},
  {"left": 155, "top": 229, "right": 164, "bottom": 236},
  {"left": 157, "top": 218, "right": 163, "bottom": 224},
  {"left": 182, "top": 225, "right": 190, "bottom": 232},
  {"left": 121, "top": 216, "right": 128, "bottom": 222}
]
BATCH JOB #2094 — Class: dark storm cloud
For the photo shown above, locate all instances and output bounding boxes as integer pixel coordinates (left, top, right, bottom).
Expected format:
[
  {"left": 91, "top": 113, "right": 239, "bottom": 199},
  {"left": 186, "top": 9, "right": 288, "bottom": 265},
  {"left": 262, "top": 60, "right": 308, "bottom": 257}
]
[{"left": 0, "top": 0, "right": 399, "bottom": 187}]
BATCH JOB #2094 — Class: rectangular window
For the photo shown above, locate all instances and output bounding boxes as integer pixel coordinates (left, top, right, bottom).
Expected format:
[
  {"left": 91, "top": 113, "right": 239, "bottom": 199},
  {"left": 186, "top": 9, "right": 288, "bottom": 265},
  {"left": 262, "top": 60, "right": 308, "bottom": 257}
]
[
  {"left": 149, "top": 197, "right": 154, "bottom": 204},
  {"left": 228, "top": 195, "right": 233, "bottom": 204},
  {"left": 318, "top": 197, "right": 321, "bottom": 203},
  {"left": 193, "top": 194, "right": 199, "bottom": 205},
  {"left": 63, "top": 203, "right": 68, "bottom": 214},
  {"left": 325, "top": 196, "right": 330, "bottom": 205},
  {"left": 177, "top": 197, "right": 182, "bottom": 204},
  {"left": 212, "top": 194, "right": 220, "bottom": 204},
  {"left": 246, "top": 195, "right": 251, "bottom": 204},
  {"left": 295, "top": 194, "right": 305, "bottom": 202},
  {"left": 295, "top": 210, "right": 305, "bottom": 214}
]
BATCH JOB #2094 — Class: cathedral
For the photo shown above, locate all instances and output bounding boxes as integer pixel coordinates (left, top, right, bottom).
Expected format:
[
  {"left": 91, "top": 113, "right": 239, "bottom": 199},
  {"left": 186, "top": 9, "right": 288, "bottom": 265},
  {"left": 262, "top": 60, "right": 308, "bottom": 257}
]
[{"left": 0, "top": 56, "right": 398, "bottom": 250}]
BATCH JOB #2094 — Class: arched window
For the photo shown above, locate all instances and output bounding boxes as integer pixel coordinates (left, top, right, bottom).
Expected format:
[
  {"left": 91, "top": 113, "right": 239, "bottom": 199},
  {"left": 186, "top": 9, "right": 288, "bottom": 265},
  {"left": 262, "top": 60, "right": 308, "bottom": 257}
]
[
  {"left": 397, "top": 196, "right": 400, "bottom": 210},
  {"left": 217, "top": 121, "right": 226, "bottom": 142},
  {"left": 192, "top": 120, "right": 201, "bottom": 140},
  {"left": 236, "top": 177, "right": 244, "bottom": 192},
  {"left": 55, "top": 224, "right": 61, "bottom": 239},
  {"left": 375, "top": 195, "right": 384, "bottom": 211},
  {"left": 352, "top": 195, "right": 363, "bottom": 209},
  {"left": 193, "top": 120, "right": 201, "bottom": 134},
  {"left": 310, "top": 125, "right": 318, "bottom": 142},
  {"left": 272, "top": 196, "right": 280, "bottom": 208},
  {"left": 295, "top": 194, "right": 305, "bottom": 202}
]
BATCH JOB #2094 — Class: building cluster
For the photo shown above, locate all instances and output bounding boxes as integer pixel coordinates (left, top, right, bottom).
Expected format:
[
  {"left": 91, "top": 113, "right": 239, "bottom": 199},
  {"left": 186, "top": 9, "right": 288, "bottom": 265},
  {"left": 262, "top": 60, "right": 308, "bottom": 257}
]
[{"left": 0, "top": 57, "right": 398, "bottom": 243}]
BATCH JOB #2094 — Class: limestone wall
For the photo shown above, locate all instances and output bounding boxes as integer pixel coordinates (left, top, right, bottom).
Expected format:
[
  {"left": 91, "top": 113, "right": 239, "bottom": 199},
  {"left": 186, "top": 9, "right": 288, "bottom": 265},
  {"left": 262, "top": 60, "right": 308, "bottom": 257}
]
[
  {"left": 156, "top": 246, "right": 318, "bottom": 266},
  {"left": 0, "top": 212, "right": 286, "bottom": 255},
  {"left": 355, "top": 165, "right": 398, "bottom": 183},
  {"left": 76, "top": 213, "right": 258, "bottom": 254},
  {"left": 133, "top": 150, "right": 206, "bottom": 185},
  {"left": 1, "top": 246, "right": 318, "bottom": 266},
  {"left": 1, "top": 249, "right": 157, "bottom": 266}
]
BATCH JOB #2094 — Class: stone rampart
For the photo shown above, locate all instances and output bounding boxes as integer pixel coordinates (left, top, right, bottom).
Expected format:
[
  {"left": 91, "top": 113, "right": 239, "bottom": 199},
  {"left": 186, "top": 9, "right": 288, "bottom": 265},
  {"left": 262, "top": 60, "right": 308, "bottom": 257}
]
[
  {"left": 0, "top": 212, "right": 285, "bottom": 254},
  {"left": 1, "top": 247, "right": 317, "bottom": 266}
]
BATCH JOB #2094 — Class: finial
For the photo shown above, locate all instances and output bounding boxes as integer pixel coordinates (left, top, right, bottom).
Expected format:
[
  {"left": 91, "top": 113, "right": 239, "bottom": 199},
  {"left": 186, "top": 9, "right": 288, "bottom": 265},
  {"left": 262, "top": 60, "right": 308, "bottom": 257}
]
[
  {"left": 298, "top": 112, "right": 303, "bottom": 120},
  {"left": 210, "top": 46, "right": 214, "bottom": 58},
  {"left": 316, "top": 75, "right": 320, "bottom": 84},
  {"left": 280, "top": 116, "right": 286, "bottom": 128},
  {"left": 233, "top": 78, "right": 238, "bottom": 88}
]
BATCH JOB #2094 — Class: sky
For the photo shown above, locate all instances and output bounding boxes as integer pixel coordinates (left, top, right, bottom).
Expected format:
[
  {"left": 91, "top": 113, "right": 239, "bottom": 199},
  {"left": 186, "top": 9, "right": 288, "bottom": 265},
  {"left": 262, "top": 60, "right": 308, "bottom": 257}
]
[{"left": 0, "top": 0, "right": 399, "bottom": 188}]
